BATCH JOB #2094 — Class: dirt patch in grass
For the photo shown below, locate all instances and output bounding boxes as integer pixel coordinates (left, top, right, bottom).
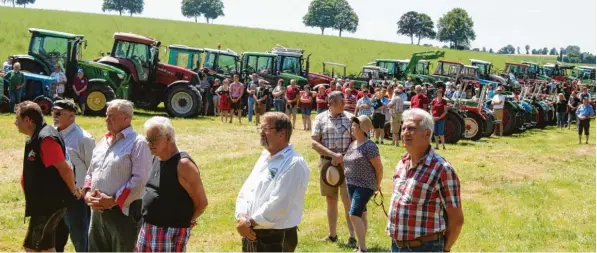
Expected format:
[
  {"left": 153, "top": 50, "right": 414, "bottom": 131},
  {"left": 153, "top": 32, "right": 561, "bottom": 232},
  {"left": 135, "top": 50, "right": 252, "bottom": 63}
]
[
  {"left": 575, "top": 145, "right": 596, "bottom": 156},
  {"left": 0, "top": 150, "right": 23, "bottom": 184}
]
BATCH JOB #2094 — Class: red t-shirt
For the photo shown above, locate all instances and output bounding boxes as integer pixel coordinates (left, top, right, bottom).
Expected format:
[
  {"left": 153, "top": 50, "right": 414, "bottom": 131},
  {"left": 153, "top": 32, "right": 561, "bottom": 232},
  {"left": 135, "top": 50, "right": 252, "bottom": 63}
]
[
  {"left": 411, "top": 94, "right": 429, "bottom": 109},
  {"left": 286, "top": 86, "right": 300, "bottom": 105},
  {"left": 73, "top": 76, "right": 88, "bottom": 96},
  {"left": 300, "top": 92, "right": 312, "bottom": 109},
  {"left": 316, "top": 93, "right": 328, "bottom": 110},
  {"left": 431, "top": 98, "right": 448, "bottom": 119},
  {"left": 21, "top": 137, "right": 66, "bottom": 190}
]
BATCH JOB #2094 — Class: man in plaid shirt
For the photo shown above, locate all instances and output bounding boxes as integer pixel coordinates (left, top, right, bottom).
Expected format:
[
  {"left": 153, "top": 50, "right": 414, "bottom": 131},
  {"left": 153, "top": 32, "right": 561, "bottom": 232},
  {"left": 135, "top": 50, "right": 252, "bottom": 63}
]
[
  {"left": 387, "top": 108, "right": 464, "bottom": 252},
  {"left": 312, "top": 91, "right": 357, "bottom": 248}
]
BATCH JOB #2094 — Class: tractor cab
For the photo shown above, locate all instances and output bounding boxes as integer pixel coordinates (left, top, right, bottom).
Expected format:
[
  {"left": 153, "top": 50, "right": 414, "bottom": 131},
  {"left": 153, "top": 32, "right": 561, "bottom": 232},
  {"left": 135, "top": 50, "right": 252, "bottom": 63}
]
[
  {"left": 322, "top": 62, "right": 347, "bottom": 79},
  {"left": 374, "top": 59, "right": 409, "bottom": 80},
  {"left": 433, "top": 60, "right": 462, "bottom": 83},
  {"left": 469, "top": 59, "right": 493, "bottom": 79},
  {"left": 522, "top": 61, "right": 550, "bottom": 81},
  {"left": 269, "top": 45, "right": 310, "bottom": 78},
  {"left": 110, "top": 33, "right": 161, "bottom": 83},
  {"left": 202, "top": 47, "right": 239, "bottom": 81},
  {"left": 240, "top": 52, "right": 276, "bottom": 84},
  {"left": 543, "top": 63, "right": 574, "bottom": 82},
  {"left": 166, "top": 44, "right": 204, "bottom": 72}
]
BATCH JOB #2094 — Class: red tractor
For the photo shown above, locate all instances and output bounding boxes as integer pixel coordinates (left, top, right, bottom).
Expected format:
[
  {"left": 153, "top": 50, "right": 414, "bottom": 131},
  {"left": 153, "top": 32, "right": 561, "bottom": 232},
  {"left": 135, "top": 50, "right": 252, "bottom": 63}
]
[{"left": 97, "top": 33, "right": 202, "bottom": 117}]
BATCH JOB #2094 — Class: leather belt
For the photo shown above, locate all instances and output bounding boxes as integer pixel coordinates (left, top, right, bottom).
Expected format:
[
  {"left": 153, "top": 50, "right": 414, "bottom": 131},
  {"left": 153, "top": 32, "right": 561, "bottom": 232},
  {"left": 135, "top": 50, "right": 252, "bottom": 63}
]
[
  {"left": 394, "top": 232, "right": 443, "bottom": 248},
  {"left": 320, "top": 155, "right": 332, "bottom": 160}
]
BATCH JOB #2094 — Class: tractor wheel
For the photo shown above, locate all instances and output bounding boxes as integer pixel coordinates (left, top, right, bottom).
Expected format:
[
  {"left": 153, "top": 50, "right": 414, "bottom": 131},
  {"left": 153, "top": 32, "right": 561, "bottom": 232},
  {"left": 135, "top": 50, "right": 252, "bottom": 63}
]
[
  {"left": 165, "top": 85, "right": 201, "bottom": 118},
  {"left": 33, "top": 96, "right": 53, "bottom": 115},
  {"left": 463, "top": 111, "right": 485, "bottom": 141},
  {"left": 85, "top": 82, "right": 116, "bottom": 116},
  {"left": 0, "top": 95, "right": 10, "bottom": 113},
  {"left": 535, "top": 105, "right": 547, "bottom": 129},
  {"left": 501, "top": 105, "right": 517, "bottom": 136},
  {"left": 444, "top": 111, "right": 463, "bottom": 144},
  {"left": 482, "top": 111, "right": 495, "bottom": 138}
]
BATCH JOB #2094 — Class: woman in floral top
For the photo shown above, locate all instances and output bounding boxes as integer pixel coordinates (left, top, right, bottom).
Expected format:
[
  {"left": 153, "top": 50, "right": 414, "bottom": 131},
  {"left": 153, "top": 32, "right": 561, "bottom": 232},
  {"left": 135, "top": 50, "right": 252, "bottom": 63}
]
[
  {"left": 217, "top": 79, "right": 232, "bottom": 123},
  {"left": 343, "top": 115, "right": 383, "bottom": 253}
]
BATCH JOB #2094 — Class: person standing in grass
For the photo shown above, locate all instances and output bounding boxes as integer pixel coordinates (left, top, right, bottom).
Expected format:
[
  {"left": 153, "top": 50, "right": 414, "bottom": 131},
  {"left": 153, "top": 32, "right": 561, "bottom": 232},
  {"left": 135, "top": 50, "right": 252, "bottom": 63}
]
[
  {"left": 299, "top": 85, "right": 313, "bottom": 131},
  {"left": 568, "top": 90, "right": 580, "bottom": 130},
  {"left": 83, "top": 99, "right": 152, "bottom": 252},
  {"left": 246, "top": 74, "right": 259, "bottom": 123},
  {"left": 230, "top": 73, "right": 245, "bottom": 124},
  {"left": 51, "top": 63, "right": 67, "bottom": 99},
  {"left": 51, "top": 100, "right": 95, "bottom": 253},
  {"left": 344, "top": 115, "right": 383, "bottom": 253},
  {"left": 5, "top": 62, "right": 25, "bottom": 112},
  {"left": 387, "top": 108, "right": 464, "bottom": 252},
  {"left": 285, "top": 79, "right": 300, "bottom": 128},
  {"left": 575, "top": 97, "right": 594, "bottom": 144},
  {"left": 316, "top": 85, "right": 329, "bottom": 114},
  {"left": 254, "top": 80, "right": 270, "bottom": 126},
  {"left": 312, "top": 91, "right": 357, "bottom": 248},
  {"left": 217, "top": 79, "right": 232, "bottom": 123},
  {"left": 555, "top": 93, "right": 568, "bottom": 128},
  {"left": 410, "top": 85, "right": 429, "bottom": 111},
  {"left": 371, "top": 89, "right": 387, "bottom": 144},
  {"left": 15, "top": 101, "right": 76, "bottom": 252},
  {"left": 491, "top": 86, "right": 506, "bottom": 136},
  {"left": 136, "top": 116, "right": 208, "bottom": 252},
  {"left": 235, "top": 112, "right": 309, "bottom": 252},
  {"left": 212, "top": 79, "right": 221, "bottom": 116},
  {"left": 388, "top": 86, "right": 404, "bottom": 147},
  {"left": 199, "top": 74, "right": 212, "bottom": 116},
  {"left": 355, "top": 89, "right": 373, "bottom": 118},
  {"left": 431, "top": 89, "right": 448, "bottom": 150},
  {"left": 73, "top": 69, "right": 88, "bottom": 112},
  {"left": 272, "top": 79, "right": 286, "bottom": 112}
]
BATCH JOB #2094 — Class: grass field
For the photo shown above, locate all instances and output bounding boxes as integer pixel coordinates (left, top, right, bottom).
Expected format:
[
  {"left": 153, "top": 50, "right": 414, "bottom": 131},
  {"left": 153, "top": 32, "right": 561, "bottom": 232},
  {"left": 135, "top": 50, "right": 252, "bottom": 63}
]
[
  {"left": 0, "top": 110, "right": 595, "bottom": 251},
  {"left": 0, "top": 7, "right": 568, "bottom": 76}
]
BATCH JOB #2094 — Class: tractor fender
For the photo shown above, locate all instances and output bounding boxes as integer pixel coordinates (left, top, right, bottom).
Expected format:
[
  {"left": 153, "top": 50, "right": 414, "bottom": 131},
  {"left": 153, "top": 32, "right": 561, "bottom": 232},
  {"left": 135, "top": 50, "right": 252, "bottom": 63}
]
[
  {"left": 88, "top": 78, "right": 107, "bottom": 84},
  {"left": 97, "top": 56, "right": 139, "bottom": 83},
  {"left": 166, "top": 81, "right": 202, "bottom": 99},
  {"left": 459, "top": 105, "right": 487, "bottom": 120},
  {"left": 11, "top": 55, "right": 50, "bottom": 75}
]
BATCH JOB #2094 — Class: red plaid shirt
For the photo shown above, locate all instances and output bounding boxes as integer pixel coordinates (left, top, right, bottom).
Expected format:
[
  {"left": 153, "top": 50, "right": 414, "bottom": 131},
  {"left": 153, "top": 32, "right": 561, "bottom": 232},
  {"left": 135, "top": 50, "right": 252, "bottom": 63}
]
[{"left": 386, "top": 146, "right": 461, "bottom": 241}]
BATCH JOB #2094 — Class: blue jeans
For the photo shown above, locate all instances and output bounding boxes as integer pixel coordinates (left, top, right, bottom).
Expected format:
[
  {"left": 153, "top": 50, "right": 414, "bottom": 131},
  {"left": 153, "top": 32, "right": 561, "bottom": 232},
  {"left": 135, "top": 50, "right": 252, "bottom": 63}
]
[
  {"left": 347, "top": 184, "right": 374, "bottom": 217},
  {"left": 568, "top": 111, "right": 577, "bottom": 125},
  {"left": 317, "top": 108, "right": 327, "bottom": 114},
  {"left": 9, "top": 89, "right": 22, "bottom": 112},
  {"left": 64, "top": 199, "right": 91, "bottom": 252},
  {"left": 391, "top": 237, "right": 444, "bottom": 252},
  {"left": 556, "top": 112, "right": 567, "bottom": 127},
  {"left": 274, "top": 99, "right": 285, "bottom": 112},
  {"left": 434, "top": 119, "right": 445, "bottom": 136},
  {"left": 247, "top": 97, "right": 255, "bottom": 122}
]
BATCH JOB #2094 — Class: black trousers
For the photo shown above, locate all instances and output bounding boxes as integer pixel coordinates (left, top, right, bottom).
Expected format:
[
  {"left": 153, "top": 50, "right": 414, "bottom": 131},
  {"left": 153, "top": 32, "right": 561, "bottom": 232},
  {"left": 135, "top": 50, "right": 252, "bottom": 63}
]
[
  {"left": 242, "top": 226, "right": 298, "bottom": 252},
  {"left": 578, "top": 119, "right": 590, "bottom": 135}
]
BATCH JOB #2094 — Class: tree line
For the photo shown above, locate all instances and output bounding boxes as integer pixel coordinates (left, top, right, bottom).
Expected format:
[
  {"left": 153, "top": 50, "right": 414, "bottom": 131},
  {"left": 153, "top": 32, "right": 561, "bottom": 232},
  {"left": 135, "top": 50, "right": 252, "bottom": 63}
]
[{"left": 493, "top": 44, "right": 595, "bottom": 64}]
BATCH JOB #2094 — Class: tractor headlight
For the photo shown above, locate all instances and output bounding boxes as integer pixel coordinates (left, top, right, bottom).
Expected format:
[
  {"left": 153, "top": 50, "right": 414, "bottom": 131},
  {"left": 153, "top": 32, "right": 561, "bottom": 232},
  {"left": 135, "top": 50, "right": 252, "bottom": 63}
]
[{"left": 117, "top": 74, "right": 124, "bottom": 79}]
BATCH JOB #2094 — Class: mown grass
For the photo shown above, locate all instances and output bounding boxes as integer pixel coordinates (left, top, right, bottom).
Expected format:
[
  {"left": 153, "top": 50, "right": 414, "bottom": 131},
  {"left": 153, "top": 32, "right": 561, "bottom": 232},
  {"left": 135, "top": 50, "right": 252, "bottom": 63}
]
[
  {"left": 0, "top": 7, "right": 566, "bottom": 76},
  {"left": 0, "top": 110, "right": 594, "bottom": 251}
]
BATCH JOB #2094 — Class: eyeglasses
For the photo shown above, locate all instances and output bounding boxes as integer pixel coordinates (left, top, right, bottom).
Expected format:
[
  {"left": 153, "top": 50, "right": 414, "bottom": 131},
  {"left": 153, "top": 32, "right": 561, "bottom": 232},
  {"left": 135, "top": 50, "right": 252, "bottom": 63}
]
[
  {"left": 52, "top": 111, "right": 63, "bottom": 117},
  {"left": 145, "top": 135, "right": 165, "bottom": 143},
  {"left": 256, "top": 126, "right": 277, "bottom": 133}
]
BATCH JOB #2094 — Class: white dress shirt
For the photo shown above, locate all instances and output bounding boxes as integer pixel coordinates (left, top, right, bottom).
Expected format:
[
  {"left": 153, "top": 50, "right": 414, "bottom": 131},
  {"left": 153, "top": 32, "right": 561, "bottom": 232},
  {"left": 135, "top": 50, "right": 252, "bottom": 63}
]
[
  {"left": 58, "top": 123, "right": 95, "bottom": 188},
  {"left": 235, "top": 145, "right": 310, "bottom": 229}
]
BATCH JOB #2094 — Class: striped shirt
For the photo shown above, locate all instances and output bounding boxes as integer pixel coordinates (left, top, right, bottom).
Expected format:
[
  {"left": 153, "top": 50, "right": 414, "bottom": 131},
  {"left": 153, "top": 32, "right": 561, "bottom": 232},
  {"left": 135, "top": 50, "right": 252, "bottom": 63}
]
[
  {"left": 58, "top": 123, "right": 95, "bottom": 188},
  {"left": 312, "top": 110, "right": 354, "bottom": 154},
  {"left": 83, "top": 126, "right": 152, "bottom": 216},
  {"left": 386, "top": 146, "right": 461, "bottom": 241}
]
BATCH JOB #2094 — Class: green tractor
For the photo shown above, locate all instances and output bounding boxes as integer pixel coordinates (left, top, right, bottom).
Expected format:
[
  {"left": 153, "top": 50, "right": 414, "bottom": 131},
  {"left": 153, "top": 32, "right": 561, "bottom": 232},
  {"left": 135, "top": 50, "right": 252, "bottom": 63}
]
[
  {"left": 240, "top": 51, "right": 308, "bottom": 87},
  {"left": 10, "top": 28, "right": 130, "bottom": 115},
  {"left": 373, "top": 51, "right": 446, "bottom": 84},
  {"left": 522, "top": 61, "right": 551, "bottom": 82},
  {"left": 268, "top": 45, "right": 334, "bottom": 87},
  {"left": 202, "top": 47, "right": 240, "bottom": 82},
  {"left": 167, "top": 44, "right": 204, "bottom": 72}
]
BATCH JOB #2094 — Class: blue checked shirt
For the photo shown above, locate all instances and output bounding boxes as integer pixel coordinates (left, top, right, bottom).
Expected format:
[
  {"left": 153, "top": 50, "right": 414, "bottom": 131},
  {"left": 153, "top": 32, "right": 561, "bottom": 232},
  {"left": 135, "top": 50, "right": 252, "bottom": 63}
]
[
  {"left": 576, "top": 104, "right": 595, "bottom": 118},
  {"left": 356, "top": 97, "right": 373, "bottom": 117}
]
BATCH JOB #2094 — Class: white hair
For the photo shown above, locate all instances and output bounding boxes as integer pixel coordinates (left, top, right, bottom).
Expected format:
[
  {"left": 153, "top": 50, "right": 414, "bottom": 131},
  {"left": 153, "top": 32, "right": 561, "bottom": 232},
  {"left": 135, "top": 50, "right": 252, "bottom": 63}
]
[
  {"left": 144, "top": 116, "right": 176, "bottom": 143},
  {"left": 107, "top": 99, "right": 134, "bottom": 119},
  {"left": 402, "top": 108, "right": 435, "bottom": 141}
]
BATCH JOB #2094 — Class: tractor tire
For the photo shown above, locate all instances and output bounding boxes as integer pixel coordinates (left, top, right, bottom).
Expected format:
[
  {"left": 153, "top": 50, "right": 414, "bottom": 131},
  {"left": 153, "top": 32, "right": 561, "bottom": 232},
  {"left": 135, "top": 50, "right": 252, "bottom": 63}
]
[
  {"left": 384, "top": 121, "right": 394, "bottom": 140},
  {"left": 535, "top": 105, "right": 547, "bottom": 129},
  {"left": 463, "top": 111, "right": 485, "bottom": 141},
  {"left": 444, "top": 111, "right": 463, "bottom": 144},
  {"left": 85, "top": 82, "right": 116, "bottom": 116},
  {"left": 482, "top": 111, "right": 495, "bottom": 138},
  {"left": 0, "top": 95, "right": 10, "bottom": 113},
  {"left": 501, "top": 105, "right": 517, "bottom": 136},
  {"left": 165, "top": 85, "right": 201, "bottom": 118},
  {"left": 34, "top": 96, "right": 53, "bottom": 115}
]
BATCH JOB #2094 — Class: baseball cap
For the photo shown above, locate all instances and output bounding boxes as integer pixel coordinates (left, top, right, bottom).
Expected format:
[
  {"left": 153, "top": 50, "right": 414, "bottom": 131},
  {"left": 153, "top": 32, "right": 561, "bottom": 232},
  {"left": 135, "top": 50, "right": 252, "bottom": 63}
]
[
  {"left": 53, "top": 100, "right": 77, "bottom": 113},
  {"left": 351, "top": 115, "right": 373, "bottom": 135},
  {"left": 77, "top": 68, "right": 84, "bottom": 73}
]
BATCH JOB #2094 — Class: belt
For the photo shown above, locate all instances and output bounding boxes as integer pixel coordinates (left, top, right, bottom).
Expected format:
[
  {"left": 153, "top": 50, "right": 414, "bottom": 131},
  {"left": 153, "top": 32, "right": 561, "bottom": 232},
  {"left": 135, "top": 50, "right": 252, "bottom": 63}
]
[
  {"left": 320, "top": 155, "right": 332, "bottom": 160},
  {"left": 393, "top": 232, "right": 443, "bottom": 248}
]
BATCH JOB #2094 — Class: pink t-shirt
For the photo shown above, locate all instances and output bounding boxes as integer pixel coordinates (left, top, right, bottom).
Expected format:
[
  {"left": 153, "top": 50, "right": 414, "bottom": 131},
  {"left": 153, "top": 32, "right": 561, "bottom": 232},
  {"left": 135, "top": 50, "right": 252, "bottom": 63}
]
[{"left": 230, "top": 82, "right": 244, "bottom": 98}]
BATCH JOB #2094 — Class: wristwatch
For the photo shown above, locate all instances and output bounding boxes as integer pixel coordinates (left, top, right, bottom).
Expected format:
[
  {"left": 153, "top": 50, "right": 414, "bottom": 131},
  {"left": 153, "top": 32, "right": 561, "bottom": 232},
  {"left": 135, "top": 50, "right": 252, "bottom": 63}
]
[{"left": 243, "top": 218, "right": 252, "bottom": 228}]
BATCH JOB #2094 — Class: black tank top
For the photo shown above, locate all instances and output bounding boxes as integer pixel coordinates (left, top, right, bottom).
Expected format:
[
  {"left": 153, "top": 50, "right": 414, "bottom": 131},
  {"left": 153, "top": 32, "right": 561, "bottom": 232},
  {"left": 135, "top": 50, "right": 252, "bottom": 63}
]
[{"left": 142, "top": 152, "right": 196, "bottom": 228}]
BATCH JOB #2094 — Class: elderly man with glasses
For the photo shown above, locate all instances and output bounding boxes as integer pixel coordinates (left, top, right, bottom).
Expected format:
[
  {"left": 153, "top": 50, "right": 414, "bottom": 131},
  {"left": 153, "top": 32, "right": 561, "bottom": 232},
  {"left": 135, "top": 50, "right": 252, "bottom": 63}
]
[
  {"left": 83, "top": 99, "right": 152, "bottom": 252},
  {"left": 235, "top": 112, "right": 309, "bottom": 252},
  {"left": 135, "top": 116, "right": 208, "bottom": 252},
  {"left": 51, "top": 100, "right": 95, "bottom": 252}
]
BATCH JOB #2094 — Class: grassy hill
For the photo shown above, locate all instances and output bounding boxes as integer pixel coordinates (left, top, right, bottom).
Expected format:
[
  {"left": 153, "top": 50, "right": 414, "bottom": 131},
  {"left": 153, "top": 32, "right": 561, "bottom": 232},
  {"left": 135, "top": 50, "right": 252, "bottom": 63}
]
[{"left": 0, "top": 7, "right": 564, "bottom": 75}]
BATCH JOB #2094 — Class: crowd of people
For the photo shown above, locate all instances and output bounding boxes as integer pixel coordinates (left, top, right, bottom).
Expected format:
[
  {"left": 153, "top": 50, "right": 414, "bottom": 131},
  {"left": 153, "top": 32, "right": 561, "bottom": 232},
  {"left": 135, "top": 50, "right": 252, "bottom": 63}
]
[{"left": 14, "top": 93, "right": 464, "bottom": 252}]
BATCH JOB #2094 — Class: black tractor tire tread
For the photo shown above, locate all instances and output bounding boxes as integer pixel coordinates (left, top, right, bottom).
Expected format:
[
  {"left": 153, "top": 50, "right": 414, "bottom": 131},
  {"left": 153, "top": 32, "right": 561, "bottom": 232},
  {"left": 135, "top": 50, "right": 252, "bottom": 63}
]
[
  {"left": 445, "top": 111, "right": 463, "bottom": 144},
  {"left": 482, "top": 112, "right": 495, "bottom": 138}
]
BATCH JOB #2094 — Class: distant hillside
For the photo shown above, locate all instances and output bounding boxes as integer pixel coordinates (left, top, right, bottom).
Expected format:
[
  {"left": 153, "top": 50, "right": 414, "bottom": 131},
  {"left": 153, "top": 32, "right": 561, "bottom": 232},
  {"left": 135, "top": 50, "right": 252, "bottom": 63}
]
[{"left": 0, "top": 7, "right": 567, "bottom": 75}]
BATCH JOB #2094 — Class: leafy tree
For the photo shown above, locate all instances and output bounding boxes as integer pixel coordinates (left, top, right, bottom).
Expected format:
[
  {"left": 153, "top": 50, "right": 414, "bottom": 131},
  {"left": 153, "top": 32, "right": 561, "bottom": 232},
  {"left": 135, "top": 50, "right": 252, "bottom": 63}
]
[
  {"left": 541, "top": 47, "right": 548, "bottom": 55},
  {"left": 200, "top": 0, "right": 224, "bottom": 23},
  {"left": 16, "top": 0, "right": 33, "bottom": 7},
  {"left": 489, "top": 48, "right": 494, "bottom": 53},
  {"left": 498, "top": 45, "right": 515, "bottom": 54},
  {"left": 560, "top": 47, "right": 566, "bottom": 55},
  {"left": 549, "top": 48, "right": 558, "bottom": 55},
  {"left": 517, "top": 46, "right": 520, "bottom": 54},
  {"left": 472, "top": 48, "right": 480, "bottom": 52},
  {"left": 525, "top": 45, "right": 530, "bottom": 54},
  {"left": 333, "top": 0, "right": 358, "bottom": 37},
  {"left": 103, "top": 0, "right": 125, "bottom": 16},
  {"left": 531, "top": 49, "right": 537, "bottom": 54},
  {"left": 2, "top": 0, "right": 16, "bottom": 7},
  {"left": 437, "top": 8, "right": 476, "bottom": 50},
  {"left": 124, "top": 0, "right": 143, "bottom": 16},
  {"left": 181, "top": 0, "right": 202, "bottom": 23},
  {"left": 303, "top": 0, "right": 338, "bottom": 35},
  {"left": 565, "top": 45, "right": 581, "bottom": 54},
  {"left": 482, "top": 46, "right": 486, "bottom": 52},
  {"left": 396, "top": 11, "right": 436, "bottom": 45}
]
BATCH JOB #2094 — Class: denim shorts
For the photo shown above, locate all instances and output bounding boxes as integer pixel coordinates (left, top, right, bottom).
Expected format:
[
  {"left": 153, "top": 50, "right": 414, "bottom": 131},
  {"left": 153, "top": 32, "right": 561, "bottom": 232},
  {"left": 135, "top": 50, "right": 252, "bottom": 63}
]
[
  {"left": 301, "top": 107, "right": 312, "bottom": 116},
  {"left": 434, "top": 119, "right": 445, "bottom": 136},
  {"left": 347, "top": 184, "right": 374, "bottom": 217}
]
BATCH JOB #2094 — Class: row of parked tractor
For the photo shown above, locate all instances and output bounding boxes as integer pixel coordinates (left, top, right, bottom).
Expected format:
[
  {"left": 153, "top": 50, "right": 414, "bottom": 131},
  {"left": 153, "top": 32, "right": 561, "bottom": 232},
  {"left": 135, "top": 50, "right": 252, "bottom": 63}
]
[{"left": 1, "top": 28, "right": 595, "bottom": 144}]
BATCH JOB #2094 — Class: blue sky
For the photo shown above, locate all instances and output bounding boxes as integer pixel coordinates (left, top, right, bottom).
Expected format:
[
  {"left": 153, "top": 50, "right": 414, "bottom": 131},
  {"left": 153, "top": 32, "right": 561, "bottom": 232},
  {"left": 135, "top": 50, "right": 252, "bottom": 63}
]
[{"left": 15, "top": 0, "right": 597, "bottom": 53}]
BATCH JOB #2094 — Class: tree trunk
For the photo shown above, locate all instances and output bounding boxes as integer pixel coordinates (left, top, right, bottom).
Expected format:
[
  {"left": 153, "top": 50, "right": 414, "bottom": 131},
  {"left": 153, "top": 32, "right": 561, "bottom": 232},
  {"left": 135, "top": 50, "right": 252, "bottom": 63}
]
[
  {"left": 417, "top": 33, "right": 421, "bottom": 45},
  {"left": 119, "top": 10, "right": 122, "bottom": 16},
  {"left": 410, "top": 34, "right": 413, "bottom": 44},
  {"left": 195, "top": 16, "right": 197, "bottom": 23},
  {"left": 130, "top": 11, "right": 133, "bottom": 16},
  {"left": 321, "top": 27, "right": 324, "bottom": 35},
  {"left": 339, "top": 29, "right": 342, "bottom": 37}
]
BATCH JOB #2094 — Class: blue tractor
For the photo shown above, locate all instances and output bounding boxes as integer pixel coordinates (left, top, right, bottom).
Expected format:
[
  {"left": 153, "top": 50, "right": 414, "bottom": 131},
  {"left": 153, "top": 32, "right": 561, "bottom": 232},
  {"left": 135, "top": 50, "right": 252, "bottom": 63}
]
[{"left": 2, "top": 72, "right": 57, "bottom": 114}]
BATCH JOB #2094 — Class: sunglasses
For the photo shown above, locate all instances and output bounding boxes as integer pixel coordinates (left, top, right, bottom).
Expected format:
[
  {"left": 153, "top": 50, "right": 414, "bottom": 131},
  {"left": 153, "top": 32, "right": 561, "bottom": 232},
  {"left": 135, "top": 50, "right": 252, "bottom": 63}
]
[{"left": 145, "top": 135, "right": 165, "bottom": 143}]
